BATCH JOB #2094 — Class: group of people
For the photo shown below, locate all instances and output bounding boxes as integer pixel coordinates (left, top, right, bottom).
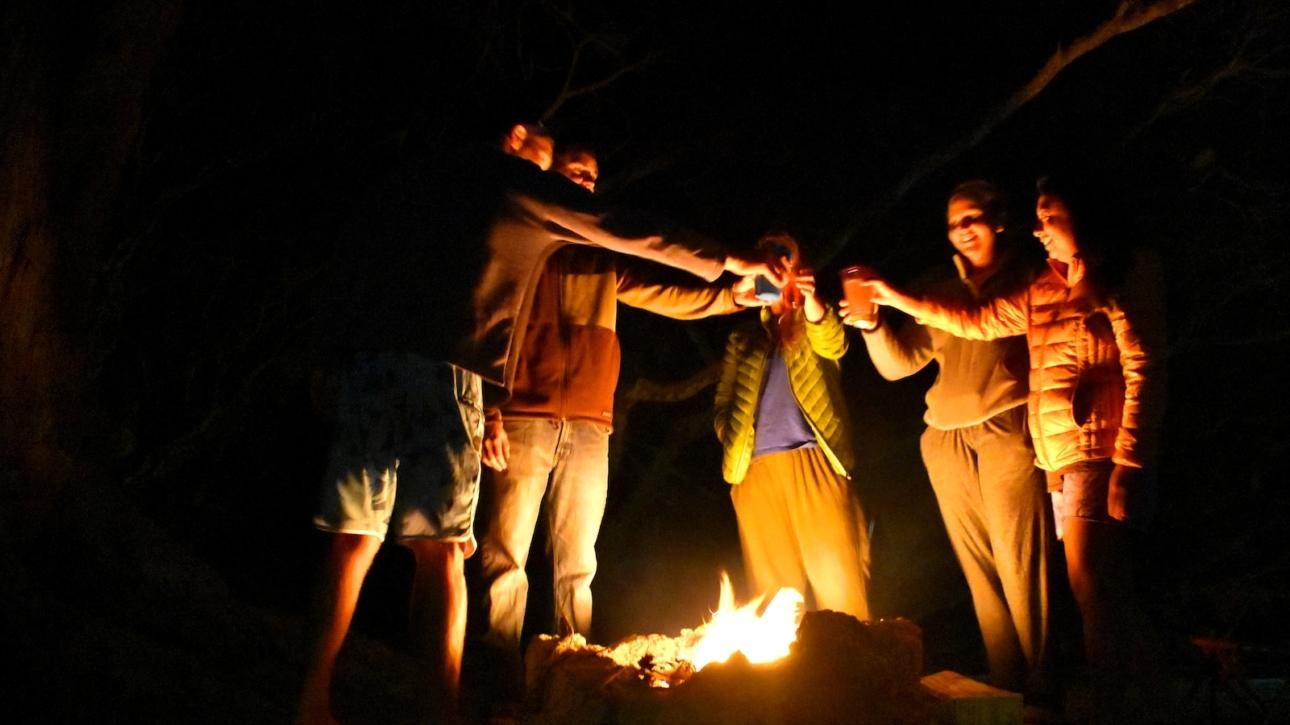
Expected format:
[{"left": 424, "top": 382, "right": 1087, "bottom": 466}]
[
  {"left": 694, "top": 174, "right": 1166, "bottom": 721},
  {"left": 295, "top": 123, "right": 782, "bottom": 724},
  {"left": 295, "top": 119, "right": 1167, "bottom": 724},
  {"left": 798, "top": 176, "right": 1163, "bottom": 720}
]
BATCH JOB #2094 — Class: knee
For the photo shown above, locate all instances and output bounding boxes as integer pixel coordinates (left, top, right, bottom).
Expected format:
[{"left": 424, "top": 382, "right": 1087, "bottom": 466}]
[
  {"left": 406, "top": 539, "right": 466, "bottom": 571},
  {"left": 332, "top": 532, "right": 381, "bottom": 560},
  {"left": 1065, "top": 557, "right": 1104, "bottom": 611}
]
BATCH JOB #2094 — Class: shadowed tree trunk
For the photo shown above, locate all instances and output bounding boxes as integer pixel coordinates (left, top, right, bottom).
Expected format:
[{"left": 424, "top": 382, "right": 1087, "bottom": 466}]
[{"left": 0, "top": 1, "right": 180, "bottom": 535}]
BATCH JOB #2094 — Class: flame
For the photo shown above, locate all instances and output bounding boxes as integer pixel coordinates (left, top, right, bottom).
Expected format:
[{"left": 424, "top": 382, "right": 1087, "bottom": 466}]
[{"left": 688, "top": 572, "right": 804, "bottom": 670}]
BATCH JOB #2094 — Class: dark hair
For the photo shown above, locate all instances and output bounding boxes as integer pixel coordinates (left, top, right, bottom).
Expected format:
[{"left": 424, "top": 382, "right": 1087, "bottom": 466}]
[
  {"left": 947, "top": 179, "right": 1037, "bottom": 271},
  {"left": 1036, "top": 172, "right": 1133, "bottom": 292},
  {"left": 948, "top": 179, "right": 1008, "bottom": 231}
]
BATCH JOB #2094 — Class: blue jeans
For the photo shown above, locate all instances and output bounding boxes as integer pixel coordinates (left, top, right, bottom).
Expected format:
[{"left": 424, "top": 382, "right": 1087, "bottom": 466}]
[{"left": 478, "top": 418, "right": 610, "bottom": 649}]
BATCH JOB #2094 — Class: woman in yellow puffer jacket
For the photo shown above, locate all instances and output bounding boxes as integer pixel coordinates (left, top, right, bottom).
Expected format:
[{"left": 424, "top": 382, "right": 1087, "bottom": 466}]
[
  {"left": 863, "top": 175, "right": 1168, "bottom": 720},
  {"left": 714, "top": 235, "right": 870, "bottom": 621}
]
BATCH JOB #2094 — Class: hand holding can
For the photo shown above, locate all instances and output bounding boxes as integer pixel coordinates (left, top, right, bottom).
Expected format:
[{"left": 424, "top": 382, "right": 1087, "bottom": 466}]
[{"left": 839, "top": 265, "right": 879, "bottom": 327}]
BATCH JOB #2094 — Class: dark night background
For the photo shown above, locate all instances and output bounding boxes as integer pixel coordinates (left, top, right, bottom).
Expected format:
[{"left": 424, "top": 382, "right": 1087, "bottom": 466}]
[{"left": 3, "top": 1, "right": 1289, "bottom": 722}]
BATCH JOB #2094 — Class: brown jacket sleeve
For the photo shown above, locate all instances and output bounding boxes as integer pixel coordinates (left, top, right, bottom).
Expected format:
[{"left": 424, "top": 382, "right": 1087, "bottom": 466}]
[
  {"left": 513, "top": 193, "right": 727, "bottom": 282},
  {"left": 615, "top": 263, "right": 740, "bottom": 318}
]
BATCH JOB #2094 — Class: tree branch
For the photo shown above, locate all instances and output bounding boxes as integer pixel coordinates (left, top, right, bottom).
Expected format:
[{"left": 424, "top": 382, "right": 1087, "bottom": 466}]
[
  {"left": 541, "top": 44, "right": 657, "bottom": 122},
  {"left": 824, "top": 0, "right": 1200, "bottom": 263}
]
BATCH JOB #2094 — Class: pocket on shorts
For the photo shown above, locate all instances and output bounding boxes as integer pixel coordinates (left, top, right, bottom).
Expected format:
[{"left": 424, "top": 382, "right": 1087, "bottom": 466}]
[{"left": 454, "top": 368, "right": 484, "bottom": 450}]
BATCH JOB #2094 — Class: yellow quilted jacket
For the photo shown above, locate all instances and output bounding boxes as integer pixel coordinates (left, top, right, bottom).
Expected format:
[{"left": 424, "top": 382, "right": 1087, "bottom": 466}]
[{"left": 714, "top": 306, "right": 857, "bottom": 484}]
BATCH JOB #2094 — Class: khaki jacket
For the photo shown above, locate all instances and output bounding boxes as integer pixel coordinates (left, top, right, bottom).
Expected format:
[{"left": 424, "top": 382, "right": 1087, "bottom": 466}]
[
  {"left": 714, "top": 307, "right": 856, "bottom": 484},
  {"left": 862, "top": 255, "right": 1030, "bottom": 431},
  {"left": 914, "top": 252, "right": 1165, "bottom": 472}
]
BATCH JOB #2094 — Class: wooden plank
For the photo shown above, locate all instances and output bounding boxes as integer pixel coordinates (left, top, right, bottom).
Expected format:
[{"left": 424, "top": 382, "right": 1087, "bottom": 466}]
[{"left": 920, "top": 670, "right": 1022, "bottom": 725}]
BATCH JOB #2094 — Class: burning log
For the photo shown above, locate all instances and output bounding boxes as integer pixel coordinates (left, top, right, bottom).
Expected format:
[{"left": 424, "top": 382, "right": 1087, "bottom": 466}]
[{"left": 524, "top": 611, "right": 927, "bottom": 724}]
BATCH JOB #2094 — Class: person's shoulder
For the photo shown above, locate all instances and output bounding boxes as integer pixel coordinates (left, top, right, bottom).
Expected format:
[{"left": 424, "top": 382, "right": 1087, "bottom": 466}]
[{"left": 984, "top": 251, "right": 1045, "bottom": 299}]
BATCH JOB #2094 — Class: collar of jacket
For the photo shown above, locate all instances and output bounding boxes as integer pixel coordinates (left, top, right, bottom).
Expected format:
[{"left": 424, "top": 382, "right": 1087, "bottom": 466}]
[
  {"left": 953, "top": 250, "right": 1027, "bottom": 299},
  {"left": 1046, "top": 255, "right": 1087, "bottom": 288},
  {"left": 757, "top": 305, "right": 810, "bottom": 346},
  {"left": 952, "top": 254, "right": 982, "bottom": 297}
]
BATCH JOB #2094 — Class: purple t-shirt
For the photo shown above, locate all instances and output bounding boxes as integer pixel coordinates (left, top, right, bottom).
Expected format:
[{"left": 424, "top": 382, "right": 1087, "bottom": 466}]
[{"left": 753, "top": 348, "right": 818, "bottom": 458}]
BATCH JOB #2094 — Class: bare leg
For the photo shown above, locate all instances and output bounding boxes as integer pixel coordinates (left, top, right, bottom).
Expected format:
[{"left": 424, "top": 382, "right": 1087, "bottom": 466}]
[
  {"left": 1063, "top": 519, "right": 1167, "bottom": 722},
  {"left": 297, "top": 532, "right": 382, "bottom": 725},
  {"left": 406, "top": 539, "right": 468, "bottom": 722}
]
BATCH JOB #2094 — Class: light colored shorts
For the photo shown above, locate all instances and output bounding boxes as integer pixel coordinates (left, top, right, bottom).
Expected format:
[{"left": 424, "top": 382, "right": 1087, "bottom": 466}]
[
  {"left": 315, "top": 353, "right": 483, "bottom": 555},
  {"left": 1049, "top": 460, "right": 1152, "bottom": 533}
]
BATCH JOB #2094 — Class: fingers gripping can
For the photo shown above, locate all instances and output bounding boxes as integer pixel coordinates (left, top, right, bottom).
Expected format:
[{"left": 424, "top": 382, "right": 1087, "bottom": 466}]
[{"left": 840, "top": 265, "right": 879, "bottom": 326}]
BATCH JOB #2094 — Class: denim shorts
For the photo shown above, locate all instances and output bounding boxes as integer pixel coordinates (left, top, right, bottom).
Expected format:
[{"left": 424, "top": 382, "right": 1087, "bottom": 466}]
[
  {"left": 315, "top": 353, "right": 483, "bottom": 554},
  {"left": 1049, "top": 460, "right": 1151, "bottom": 530}
]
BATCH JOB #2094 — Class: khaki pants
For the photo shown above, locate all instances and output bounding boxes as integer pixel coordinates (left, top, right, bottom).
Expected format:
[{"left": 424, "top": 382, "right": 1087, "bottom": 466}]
[
  {"left": 921, "top": 405, "right": 1049, "bottom": 693},
  {"left": 730, "top": 446, "right": 870, "bottom": 620}
]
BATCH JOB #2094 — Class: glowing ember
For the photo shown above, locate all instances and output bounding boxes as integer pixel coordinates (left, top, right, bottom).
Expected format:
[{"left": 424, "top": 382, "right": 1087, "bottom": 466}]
[{"left": 687, "top": 572, "right": 804, "bottom": 670}]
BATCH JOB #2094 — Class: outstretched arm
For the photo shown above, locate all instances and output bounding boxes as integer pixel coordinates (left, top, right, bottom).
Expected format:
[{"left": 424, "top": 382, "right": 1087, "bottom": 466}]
[
  {"left": 514, "top": 192, "right": 786, "bottom": 285},
  {"left": 616, "top": 262, "right": 762, "bottom": 319},
  {"left": 866, "top": 278, "right": 1028, "bottom": 341}
]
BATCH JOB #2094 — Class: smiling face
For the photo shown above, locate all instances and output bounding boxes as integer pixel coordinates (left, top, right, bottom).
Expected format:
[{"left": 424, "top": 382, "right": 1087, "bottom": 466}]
[
  {"left": 946, "top": 196, "right": 998, "bottom": 272},
  {"left": 1033, "top": 194, "right": 1079, "bottom": 263}
]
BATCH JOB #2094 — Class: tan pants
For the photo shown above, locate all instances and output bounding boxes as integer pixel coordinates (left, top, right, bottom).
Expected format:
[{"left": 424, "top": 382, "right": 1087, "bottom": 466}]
[
  {"left": 730, "top": 446, "right": 870, "bottom": 620},
  {"left": 921, "top": 405, "right": 1049, "bottom": 694}
]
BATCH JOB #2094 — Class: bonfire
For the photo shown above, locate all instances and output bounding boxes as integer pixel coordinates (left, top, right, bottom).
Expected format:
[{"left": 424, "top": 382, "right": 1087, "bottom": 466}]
[{"left": 523, "top": 573, "right": 926, "bottom": 724}]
